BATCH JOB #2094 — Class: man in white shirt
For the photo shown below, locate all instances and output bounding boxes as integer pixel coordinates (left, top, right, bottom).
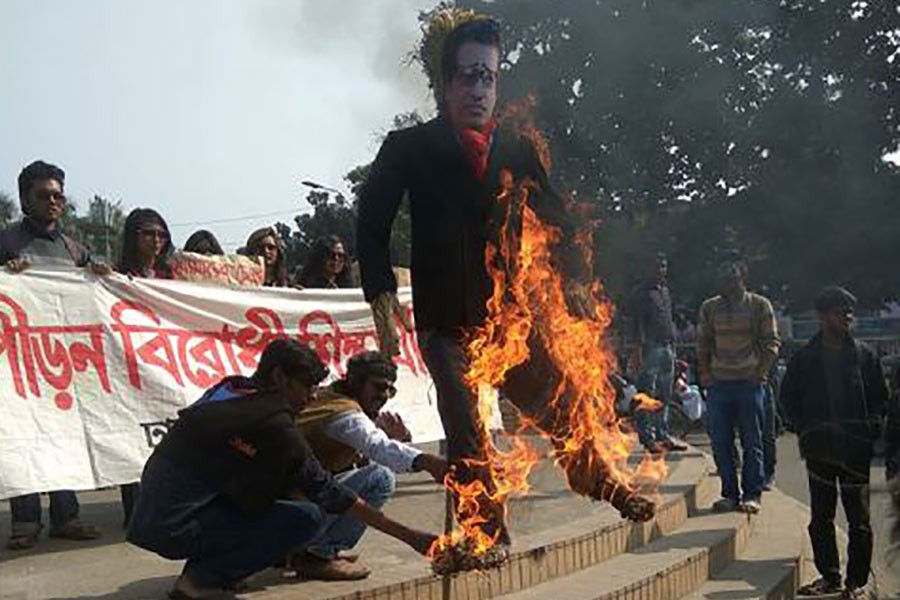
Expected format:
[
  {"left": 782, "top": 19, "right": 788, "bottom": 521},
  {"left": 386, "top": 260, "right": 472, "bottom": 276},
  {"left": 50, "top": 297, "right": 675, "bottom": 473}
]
[{"left": 294, "top": 351, "right": 448, "bottom": 580}]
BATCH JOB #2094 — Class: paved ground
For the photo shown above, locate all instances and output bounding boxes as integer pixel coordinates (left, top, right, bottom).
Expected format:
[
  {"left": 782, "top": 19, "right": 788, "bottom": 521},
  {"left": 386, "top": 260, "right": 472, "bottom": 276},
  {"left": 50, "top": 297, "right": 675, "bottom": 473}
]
[
  {"left": 0, "top": 439, "right": 632, "bottom": 600},
  {"left": 686, "top": 431, "right": 900, "bottom": 600}
]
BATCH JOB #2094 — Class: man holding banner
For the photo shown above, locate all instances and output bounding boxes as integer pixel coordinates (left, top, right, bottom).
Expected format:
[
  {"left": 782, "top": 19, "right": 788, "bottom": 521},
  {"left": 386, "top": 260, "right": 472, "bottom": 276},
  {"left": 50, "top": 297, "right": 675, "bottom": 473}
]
[{"left": 1, "top": 160, "right": 105, "bottom": 550}]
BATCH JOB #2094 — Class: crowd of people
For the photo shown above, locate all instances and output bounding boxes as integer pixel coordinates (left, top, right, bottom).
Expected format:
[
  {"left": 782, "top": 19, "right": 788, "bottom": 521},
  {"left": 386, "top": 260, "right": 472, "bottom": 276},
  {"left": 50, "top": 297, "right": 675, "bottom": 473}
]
[{"left": 2, "top": 7, "right": 898, "bottom": 600}]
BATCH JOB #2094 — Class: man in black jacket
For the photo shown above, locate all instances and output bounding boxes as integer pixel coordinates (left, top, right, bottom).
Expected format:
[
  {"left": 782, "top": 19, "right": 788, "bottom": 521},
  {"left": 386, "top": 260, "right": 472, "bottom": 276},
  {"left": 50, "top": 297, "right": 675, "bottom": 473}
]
[
  {"left": 357, "top": 13, "right": 653, "bottom": 548},
  {"left": 127, "top": 339, "right": 435, "bottom": 599},
  {"left": 781, "top": 287, "right": 888, "bottom": 599}
]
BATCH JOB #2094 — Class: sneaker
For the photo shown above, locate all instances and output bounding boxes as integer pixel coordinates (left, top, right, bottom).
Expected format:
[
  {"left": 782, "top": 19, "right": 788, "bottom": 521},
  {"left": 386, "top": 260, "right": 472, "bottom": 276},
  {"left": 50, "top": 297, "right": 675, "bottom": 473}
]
[
  {"left": 842, "top": 585, "right": 868, "bottom": 599},
  {"left": 739, "top": 499, "right": 761, "bottom": 514},
  {"left": 797, "top": 577, "right": 842, "bottom": 597},
  {"left": 762, "top": 476, "right": 775, "bottom": 492},
  {"left": 712, "top": 498, "right": 738, "bottom": 513}
]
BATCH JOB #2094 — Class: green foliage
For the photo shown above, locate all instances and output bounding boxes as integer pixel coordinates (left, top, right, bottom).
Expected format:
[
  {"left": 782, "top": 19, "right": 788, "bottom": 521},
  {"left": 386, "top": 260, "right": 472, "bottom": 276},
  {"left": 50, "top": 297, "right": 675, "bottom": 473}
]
[
  {"left": 461, "top": 0, "right": 900, "bottom": 311},
  {"left": 59, "top": 196, "right": 126, "bottom": 264},
  {"left": 0, "top": 191, "right": 17, "bottom": 229}
]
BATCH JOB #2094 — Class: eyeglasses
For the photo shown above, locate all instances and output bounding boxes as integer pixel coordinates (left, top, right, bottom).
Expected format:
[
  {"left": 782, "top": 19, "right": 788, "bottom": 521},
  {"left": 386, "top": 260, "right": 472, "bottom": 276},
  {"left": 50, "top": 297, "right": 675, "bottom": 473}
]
[
  {"left": 329, "top": 251, "right": 346, "bottom": 261},
  {"left": 33, "top": 190, "right": 66, "bottom": 203},
  {"left": 139, "top": 229, "right": 169, "bottom": 241},
  {"left": 454, "top": 64, "right": 498, "bottom": 88}
]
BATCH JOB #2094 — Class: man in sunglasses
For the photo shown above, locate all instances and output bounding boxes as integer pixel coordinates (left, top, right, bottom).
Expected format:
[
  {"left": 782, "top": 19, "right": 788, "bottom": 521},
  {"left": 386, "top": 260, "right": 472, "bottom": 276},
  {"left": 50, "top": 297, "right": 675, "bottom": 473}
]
[
  {"left": 294, "top": 351, "right": 449, "bottom": 580},
  {"left": 781, "top": 286, "right": 888, "bottom": 600},
  {"left": 1, "top": 160, "right": 108, "bottom": 550}
]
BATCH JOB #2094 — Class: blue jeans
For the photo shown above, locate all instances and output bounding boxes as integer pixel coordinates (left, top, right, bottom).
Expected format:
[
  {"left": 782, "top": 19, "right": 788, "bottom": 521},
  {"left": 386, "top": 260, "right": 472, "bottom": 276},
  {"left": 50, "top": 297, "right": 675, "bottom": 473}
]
[
  {"left": 9, "top": 491, "right": 80, "bottom": 534},
  {"left": 635, "top": 343, "right": 675, "bottom": 445},
  {"left": 306, "top": 464, "right": 395, "bottom": 559},
  {"left": 127, "top": 455, "right": 327, "bottom": 587},
  {"left": 706, "top": 380, "right": 765, "bottom": 502},
  {"left": 762, "top": 382, "right": 777, "bottom": 483}
]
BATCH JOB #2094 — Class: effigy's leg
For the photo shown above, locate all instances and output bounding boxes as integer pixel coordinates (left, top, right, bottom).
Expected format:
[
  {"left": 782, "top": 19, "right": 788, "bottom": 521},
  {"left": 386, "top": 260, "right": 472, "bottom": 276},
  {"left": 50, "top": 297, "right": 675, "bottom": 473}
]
[
  {"left": 419, "top": 329, "right": 509, "bottom": 544},
  {"left": 501, "top": 335, "right": 655, "bottom": 522}
]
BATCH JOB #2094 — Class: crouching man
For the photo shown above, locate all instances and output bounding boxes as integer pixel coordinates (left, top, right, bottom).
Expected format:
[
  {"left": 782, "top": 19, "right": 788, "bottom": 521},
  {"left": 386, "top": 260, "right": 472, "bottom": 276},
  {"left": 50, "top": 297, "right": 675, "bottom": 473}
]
[
  {"left": 126, "top": 340, "right": 436, "bottom": 600},
  {"left": 294, "top": 351, "right": 449, "bottom": 580}
]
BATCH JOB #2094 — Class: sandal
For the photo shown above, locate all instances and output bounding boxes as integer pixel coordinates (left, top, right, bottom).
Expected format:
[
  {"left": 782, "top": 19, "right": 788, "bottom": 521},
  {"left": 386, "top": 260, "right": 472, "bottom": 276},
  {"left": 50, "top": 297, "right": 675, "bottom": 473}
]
[
  {"left": 6, "top": 524, "right": 43, "bottom": 550},
  {"left": 48, "top": 520, "right": 102, "bottom": 541}
]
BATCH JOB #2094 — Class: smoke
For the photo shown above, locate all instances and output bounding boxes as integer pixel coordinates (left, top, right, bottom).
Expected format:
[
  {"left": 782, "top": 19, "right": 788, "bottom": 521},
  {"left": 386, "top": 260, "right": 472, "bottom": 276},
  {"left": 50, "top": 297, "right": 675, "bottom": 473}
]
[{"left": 254, "top": 0, "right": 436, "bottom": 121}]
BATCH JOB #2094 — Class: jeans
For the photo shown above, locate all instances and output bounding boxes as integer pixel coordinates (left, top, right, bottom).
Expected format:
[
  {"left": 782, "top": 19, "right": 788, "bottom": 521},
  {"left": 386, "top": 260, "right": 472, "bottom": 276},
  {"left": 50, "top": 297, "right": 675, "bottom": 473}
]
[
  {"left": 806, "top": 460, "right": 872, "bottom": 588},
  {"left": 306, "top": 464, "right": 395, "bottom": 559},
  {"left": 762, "top": 382, "right": 777, "bottom": 483},
  {"left": 127, "top": 455, "right": 327, "bottom": 587},
  {"left": 634, "top": 343, "right": 675, "bottom": 445},
  {"left": 706, "top": 380, "right": 765, "bottom": 502},
  {"left": 9, "top": 491, "right": 80, "bottom": 534}
]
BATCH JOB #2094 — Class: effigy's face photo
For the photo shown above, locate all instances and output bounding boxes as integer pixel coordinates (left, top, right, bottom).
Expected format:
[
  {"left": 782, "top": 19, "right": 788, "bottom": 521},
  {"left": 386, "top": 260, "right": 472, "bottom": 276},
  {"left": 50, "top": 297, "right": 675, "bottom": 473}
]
[{"left": 445, "top": 42, "right": 499, "bottom": 130}]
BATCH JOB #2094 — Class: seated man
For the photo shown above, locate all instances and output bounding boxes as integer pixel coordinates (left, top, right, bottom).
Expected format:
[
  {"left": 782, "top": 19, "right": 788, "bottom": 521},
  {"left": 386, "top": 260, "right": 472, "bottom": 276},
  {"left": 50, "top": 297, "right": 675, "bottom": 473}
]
[
  {"left": 126, "top": 340, "right": 435, "bottom": 600},
  {"left": 295, "top": 351, "right": 449, "bottom": 580}
]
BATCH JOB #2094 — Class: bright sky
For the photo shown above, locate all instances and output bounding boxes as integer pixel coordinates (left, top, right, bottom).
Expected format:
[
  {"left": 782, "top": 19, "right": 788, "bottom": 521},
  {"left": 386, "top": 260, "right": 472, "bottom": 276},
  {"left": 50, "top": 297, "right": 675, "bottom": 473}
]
[{"left": 0, "top": 0, "right": 436, "bottom": 250}]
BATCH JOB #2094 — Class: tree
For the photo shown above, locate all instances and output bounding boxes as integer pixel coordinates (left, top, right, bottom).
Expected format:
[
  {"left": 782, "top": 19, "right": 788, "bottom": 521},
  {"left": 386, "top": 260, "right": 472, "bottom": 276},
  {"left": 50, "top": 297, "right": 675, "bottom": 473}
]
[
  {"left": 460, "top": 0, "right": 900, "bottom": 310},
  {"left": 279, "top": 111, "right": 424, "bottom": 276},
  {"left": 60, "top": 196, "right": 126, "bottom": 263},
  {"left": 0, "top": 192, "right": 17, "bottom": 229}
]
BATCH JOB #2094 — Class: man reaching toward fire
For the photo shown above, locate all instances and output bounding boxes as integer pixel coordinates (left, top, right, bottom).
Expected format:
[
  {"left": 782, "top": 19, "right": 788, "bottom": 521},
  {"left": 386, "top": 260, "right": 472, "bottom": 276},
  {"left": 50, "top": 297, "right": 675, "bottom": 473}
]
[{"left": 357, "top": 7, "right": 655, "bottom": 565}]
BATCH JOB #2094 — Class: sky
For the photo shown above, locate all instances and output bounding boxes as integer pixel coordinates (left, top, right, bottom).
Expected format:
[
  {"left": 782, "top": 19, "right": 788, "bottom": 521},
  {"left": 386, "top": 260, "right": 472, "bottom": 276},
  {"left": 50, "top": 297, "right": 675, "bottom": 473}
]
[{"left": 0, "top": 0, "right": 436, "bottom": 250}]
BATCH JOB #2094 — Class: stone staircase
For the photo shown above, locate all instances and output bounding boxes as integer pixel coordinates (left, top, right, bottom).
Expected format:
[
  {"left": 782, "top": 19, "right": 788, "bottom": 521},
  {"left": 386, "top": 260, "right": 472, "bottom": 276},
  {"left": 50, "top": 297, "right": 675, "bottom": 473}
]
[{"left": 0, "top": 446, "right": 812, "bottom": 600}]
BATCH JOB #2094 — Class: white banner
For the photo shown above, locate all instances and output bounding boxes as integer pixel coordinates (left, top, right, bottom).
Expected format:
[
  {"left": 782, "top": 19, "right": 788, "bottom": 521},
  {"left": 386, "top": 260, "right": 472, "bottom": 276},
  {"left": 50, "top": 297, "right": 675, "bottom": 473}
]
[{"left": 0, "top": 269, "right": 441, "bottom": 499}]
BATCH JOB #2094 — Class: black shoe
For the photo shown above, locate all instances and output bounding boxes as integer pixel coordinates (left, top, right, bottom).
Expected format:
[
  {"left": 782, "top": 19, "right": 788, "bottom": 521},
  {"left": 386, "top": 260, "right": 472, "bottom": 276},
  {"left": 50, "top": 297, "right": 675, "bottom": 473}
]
[{"left": 662, "top": 437, "right": 688, "bottom": 452}]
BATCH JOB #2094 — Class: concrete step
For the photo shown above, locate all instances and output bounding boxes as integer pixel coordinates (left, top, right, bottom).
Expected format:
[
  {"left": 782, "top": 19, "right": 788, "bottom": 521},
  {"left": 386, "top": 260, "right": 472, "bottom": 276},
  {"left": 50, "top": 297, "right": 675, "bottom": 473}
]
[
  {"left": 680, "top": 488, "right": 813, "bottom": 600},
  {"left": 246, "top": 449, "right": 713, "bottom": 600},
  {"left": 493, "top": 480, "right": 752, "bottom": 600}
]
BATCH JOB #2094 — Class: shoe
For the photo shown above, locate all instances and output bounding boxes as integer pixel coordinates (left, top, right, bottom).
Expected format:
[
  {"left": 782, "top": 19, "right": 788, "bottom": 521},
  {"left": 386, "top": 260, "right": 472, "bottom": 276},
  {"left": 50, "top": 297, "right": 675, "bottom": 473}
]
[
  {"left": 291, "top": 552, "right": 371, "bottom": 581},
  {"left": 643, "top": 441, "right": 666, "bottom": 455},
  {"left": 48, "top": 519, "right": 101, "bottom": 541},
  {"left": 797, "top": 577, "right": 842, "bottom": 597},
  {"left": 662, "top": 437, "right": 688, "bottom": 452},
  {"left": 762, "top": 476, "right": 775, "bottom": 491},
  {"left": 842, "top": 585, "right": 868, "bottom": 599},
  {"left": 712, "top": 498, "right": 738, "bottom": 513},
  {"left": 739, "top": 499, "right": 761, "bottom": 514}
]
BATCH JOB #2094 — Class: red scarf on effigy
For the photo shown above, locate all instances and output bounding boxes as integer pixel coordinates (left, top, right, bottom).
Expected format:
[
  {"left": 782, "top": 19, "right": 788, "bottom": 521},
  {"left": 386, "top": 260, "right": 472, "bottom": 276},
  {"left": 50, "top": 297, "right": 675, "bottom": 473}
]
[{"left": 458, "top": 119, "right": 497, "bottom": 181}]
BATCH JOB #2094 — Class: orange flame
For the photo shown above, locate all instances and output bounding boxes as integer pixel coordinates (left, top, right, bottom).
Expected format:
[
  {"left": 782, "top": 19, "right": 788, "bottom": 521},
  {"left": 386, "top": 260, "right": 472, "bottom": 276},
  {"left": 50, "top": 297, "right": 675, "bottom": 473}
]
[
  {"left": 632, "top": 393, "right": 663, "bottom": 412},
  {"left": 429, "top": 100, "right": 668, "bottom": 562}
]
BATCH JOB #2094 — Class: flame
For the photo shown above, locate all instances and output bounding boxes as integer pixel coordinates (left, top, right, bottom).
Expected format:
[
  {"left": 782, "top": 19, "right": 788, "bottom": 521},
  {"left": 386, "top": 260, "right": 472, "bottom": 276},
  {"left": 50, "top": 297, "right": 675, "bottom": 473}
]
[
  {"left": 429, "top": 100, "right": 668, "bottom": 563},
  {"left": 632, "top": 393, "right": 663, "bottom": 412}
]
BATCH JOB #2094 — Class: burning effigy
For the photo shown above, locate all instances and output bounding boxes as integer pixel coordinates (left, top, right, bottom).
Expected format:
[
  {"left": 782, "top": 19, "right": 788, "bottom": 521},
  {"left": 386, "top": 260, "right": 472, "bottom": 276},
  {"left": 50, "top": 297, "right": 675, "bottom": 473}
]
[{"left": 358, "top": 4, "right": 668, "bottom": 576}]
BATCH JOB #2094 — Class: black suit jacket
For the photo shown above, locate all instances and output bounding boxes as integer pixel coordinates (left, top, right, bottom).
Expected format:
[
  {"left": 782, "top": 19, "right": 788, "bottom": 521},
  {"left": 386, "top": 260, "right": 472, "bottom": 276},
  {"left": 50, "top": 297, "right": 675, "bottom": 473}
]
[{"left": 357, "top": 116, "right": 586, "bottom": 332}]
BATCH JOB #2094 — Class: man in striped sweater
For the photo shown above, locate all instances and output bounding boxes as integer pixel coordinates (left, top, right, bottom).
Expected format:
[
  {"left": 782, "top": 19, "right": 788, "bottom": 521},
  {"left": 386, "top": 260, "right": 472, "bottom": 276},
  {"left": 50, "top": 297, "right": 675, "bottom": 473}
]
[{"left": 697, "top": 260, "right": 780, "bottom": 514}]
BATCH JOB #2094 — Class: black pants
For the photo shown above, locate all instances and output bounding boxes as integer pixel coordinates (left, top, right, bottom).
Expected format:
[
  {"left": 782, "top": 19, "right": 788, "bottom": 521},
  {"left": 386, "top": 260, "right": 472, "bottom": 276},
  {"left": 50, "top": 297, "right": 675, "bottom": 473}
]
[{"left": 806, "top": 459, "right": 872, "bottom": 588}]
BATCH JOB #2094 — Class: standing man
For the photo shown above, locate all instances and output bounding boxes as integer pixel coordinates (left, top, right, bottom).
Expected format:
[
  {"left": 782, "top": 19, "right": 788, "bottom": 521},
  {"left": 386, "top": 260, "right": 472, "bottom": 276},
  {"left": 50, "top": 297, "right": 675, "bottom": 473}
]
[
  {"left": 697, "top": 260, "right": 780, "bottom": 514},
  {"left": 357, "top": 8, "right": 653, "bottom": 552},
  {"left": 781, "top": 287, "right": 887, "bottom": 600},
  {"left": 295, "top": 351, "right": 449, "bottom": 580},
  {"left": 1, "top": 160, "right": 106, "bottom": 550},
  {"left": 628, "top": 253, "right": 688, "bottom": 453}
]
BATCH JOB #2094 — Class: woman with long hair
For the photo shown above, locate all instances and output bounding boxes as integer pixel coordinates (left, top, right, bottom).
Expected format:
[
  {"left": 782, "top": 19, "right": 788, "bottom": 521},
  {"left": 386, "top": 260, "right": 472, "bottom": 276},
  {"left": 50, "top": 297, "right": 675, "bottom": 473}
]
[
  {"left": 114, "top": 208, "right": 174, "bottom": 526},
  {"left": 244, "top": 226, "right": 288, "bottom": 287},
  {"left": 117, "top": 208, "right": 173, "bottom": 278},
  {"left": 296, "top": 235, "right": 353, "bottom": 289},
  {"left": 183, "top": 229, "right": 224, "bottom": 256}
]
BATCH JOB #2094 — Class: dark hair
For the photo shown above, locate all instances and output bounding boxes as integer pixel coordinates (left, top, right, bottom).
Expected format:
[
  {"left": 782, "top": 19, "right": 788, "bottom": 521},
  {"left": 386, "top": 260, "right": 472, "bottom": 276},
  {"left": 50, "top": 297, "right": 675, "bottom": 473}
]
[
  {"left": 296, "top": 235, "right": 353, "bottom": 288},
  {"left": 18, "top": 160, "right": 65, "bottom": 213},
  {"left": 245, "top": 227, "right": 288, "bottom": 287},
  {"left": 337, "top": 351, "right": 398, "bottom": 397},
  {"left": 440, "top": 18, "right": 502, "bottom": 90},
  {"left": 254, "top": 338, "right": 328, "bottom": 387},
  {"left": 117, "top": 208, "right": 174, "bottom": 277},
  {"left": 183, "top": 229, "right": 224, "bottom": 255},
  {"left": 815, "top": 286, "right": 857, "bottom": 313}
]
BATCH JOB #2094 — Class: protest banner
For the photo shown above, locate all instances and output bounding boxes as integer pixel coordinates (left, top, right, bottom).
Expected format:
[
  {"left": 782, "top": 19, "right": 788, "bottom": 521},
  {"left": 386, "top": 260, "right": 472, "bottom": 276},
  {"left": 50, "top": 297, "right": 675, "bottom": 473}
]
[{"left": 0, "top": 269, "right": 443, "bottom": 499}]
